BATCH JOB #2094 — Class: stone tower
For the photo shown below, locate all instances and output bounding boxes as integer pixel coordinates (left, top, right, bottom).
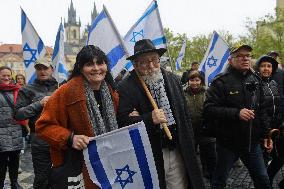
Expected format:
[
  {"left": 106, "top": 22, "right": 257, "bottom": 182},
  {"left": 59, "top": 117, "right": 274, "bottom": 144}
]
[{"left": 64, "top": 0, "right": 81, "bottom": 45}]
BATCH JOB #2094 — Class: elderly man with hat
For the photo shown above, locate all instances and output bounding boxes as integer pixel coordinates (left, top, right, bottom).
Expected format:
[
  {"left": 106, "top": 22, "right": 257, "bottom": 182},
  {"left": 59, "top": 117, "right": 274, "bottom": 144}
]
[
  {"left": 117, "top": 39, "right": 205, "bottom": 189},
  {"left": 15, "top": 57, "right": 58, "bottom": 189},
  {"left": 204, "top": 44, "right": 272, "bottom": 188}
]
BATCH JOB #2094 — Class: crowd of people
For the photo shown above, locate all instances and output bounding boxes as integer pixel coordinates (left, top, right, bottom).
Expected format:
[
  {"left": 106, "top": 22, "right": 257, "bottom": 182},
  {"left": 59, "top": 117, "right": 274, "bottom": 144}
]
[{"left": 0, "top": 39, "right": 283, "bottom": 189}]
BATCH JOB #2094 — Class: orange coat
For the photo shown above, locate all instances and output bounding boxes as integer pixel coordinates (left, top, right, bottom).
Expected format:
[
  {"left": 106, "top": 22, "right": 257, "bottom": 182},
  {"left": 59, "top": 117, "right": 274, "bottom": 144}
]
[{"left": 36, "top": 75, "right": 119, "bottom": 189}]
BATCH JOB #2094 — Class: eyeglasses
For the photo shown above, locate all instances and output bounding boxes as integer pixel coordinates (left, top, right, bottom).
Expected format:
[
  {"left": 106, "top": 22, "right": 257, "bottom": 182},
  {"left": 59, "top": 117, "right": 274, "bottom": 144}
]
[
  {"left": 137, "top": 56, "right": 160, "bottom": 67},
  {"left": 232, "top": 54, "right": 253, "bottom": 59}
]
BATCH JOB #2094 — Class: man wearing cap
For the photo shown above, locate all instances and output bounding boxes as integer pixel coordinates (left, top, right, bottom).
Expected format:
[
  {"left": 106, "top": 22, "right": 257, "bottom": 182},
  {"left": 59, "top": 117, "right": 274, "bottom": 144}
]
[
  {"left": 15, "top": 58, "right": 58, "bottom": 189},
  {"left": 204, "top": 44, "right": 272, "bottom": 188},
  {"left": 117, "top": 39, "right": 205, "bottom": 189}
]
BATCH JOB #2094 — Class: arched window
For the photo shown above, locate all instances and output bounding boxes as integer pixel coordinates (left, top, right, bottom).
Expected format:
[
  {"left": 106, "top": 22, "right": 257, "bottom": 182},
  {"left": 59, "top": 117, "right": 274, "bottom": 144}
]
[{"left": 73, "top": 30, "right": 76, "bottom": 39}]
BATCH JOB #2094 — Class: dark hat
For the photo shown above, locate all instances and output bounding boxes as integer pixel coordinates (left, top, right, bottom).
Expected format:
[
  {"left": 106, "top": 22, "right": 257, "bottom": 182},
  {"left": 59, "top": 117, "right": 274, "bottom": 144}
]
[
  {"left": 267, "top": 51, "right": 280, "bottom": 57},
  {"left": 126, "top": 39, "right": 167, "bottom": 61},
  {"left": 256, "top": 55, "right": 278, "bottom": 73},
  {"left": 230, "top": 43, "right": 252, "bottom": 55}
]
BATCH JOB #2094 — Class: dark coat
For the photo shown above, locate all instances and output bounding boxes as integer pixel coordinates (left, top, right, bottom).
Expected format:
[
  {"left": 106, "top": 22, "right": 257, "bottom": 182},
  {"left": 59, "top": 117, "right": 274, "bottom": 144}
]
[
  {"left": 0, "top": 91, "right": 22, "bottom": 152},
  {"left": 204, "top": 66, "right": 269, "bottom": 151},
  {"left": 117, "top": 68, "right": 205, "bottom": 189}
]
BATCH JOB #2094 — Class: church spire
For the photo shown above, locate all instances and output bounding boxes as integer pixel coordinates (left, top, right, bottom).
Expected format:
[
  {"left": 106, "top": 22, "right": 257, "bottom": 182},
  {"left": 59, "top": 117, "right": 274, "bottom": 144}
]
[
  {"left": 91, "top": 1, "right": 98, "bottom": 24},
  {"left": 68, "top": 0, "right": 77, "bottom": 24}
]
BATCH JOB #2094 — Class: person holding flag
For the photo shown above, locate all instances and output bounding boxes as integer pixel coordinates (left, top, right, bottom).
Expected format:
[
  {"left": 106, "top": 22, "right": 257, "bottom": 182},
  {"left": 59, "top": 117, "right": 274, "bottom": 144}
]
[
  {"left": 117, "top": 39, "right": 205, "bottom": 189},
  {"left": 15, "top": 58, "right": 58, "bottom": 189},
  {"left": 36, "top": 45, "right": 119, "bottom": 188},
  {"left": 204, "top": 44, "right": 272, "bottom": 188}
]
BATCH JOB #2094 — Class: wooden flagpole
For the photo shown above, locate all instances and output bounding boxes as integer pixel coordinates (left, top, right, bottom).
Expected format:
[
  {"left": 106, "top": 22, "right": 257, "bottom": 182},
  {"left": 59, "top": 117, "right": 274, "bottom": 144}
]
[{"left": 136, "top": 72, "right": 172, "bottom": 140}]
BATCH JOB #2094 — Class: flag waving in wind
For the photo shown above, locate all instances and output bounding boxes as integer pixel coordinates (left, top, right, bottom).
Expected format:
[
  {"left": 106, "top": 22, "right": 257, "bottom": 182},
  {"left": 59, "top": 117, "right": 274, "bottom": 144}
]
[
  {"left": 175, "top": 38, "right": 187, "bottom": 70},
  {"left": 124, "top": 0, "right": 167, "bottom": 71},
  {"left": 199, "top": 31, "right": 230, "bottom": 87},
  {"left": 52, "top": 22, "right": 68, "bottom": 83},
  {"left": 21, "top": 8, "right": 46, "bottom": 84},
  {"left": 83, "top": 122, "right": 160, "bottom": 189},
  {"left": 87, "top": 6, "right": 129, "bottom": 79}
]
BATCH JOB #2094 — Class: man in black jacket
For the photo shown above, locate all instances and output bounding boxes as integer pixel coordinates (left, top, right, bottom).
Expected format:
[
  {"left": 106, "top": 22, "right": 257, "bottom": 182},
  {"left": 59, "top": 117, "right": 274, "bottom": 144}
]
[
  {"left": 204, "top": 44, "right": 273, "bottom": 189},
  {"left": 15, "top": 58, "right": 58, "bottom": 189},
  {"left": 117, "top": 39, "right": 205, "bottom": 189}
]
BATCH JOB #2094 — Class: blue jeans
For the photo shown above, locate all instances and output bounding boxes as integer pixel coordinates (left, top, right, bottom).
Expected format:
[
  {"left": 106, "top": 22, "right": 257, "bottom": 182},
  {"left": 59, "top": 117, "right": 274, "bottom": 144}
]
[{"left": 211, "top": 144, "right": 271, "bottom": 189}]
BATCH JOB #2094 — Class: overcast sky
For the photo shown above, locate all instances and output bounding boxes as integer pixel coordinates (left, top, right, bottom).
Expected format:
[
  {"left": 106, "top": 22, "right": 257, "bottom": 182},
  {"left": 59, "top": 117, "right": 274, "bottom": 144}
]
[{"left": 0, "top": 0, "right": 276, "bottom": 46}]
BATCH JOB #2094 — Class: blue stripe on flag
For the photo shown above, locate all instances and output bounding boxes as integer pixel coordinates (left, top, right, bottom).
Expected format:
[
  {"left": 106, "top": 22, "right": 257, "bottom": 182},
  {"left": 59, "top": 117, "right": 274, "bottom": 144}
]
[
  {"left": 129, "top": 128, "right": 153, "bottom": 189},
  {"left": 37, "top": 39, "right": 44, "bottom": 55},
  {"left": 28, "top": 72, "right": 36, "bottom": 84},
  {"left": 21, "top": 10, "right": 26, "bottom": 33},
  {"left": 52, "top": 34, "right": 60, "bottom": 61},
  {"left": 88, "top": 140, "right": 112, "bottom": 189},
  {"left": 58, "top": 63, "right": 68, "bottom": 75},
  {"left": 208, "top": 32, "right": 219, "bottom": 54},
  {"left": 107, "top": 45, "right": 125, "bottom": 69},
  {"left": 88, "top": 11, "right": 107, "bottom": 42},
  {"left": 207, "top": 48, "right": 230, "bottom": 85},
  {"left": 152, "top": 37, "right": 166, "bottom": 46},
  {"left": 125, "top": 61, "right": 133, "bottom": 69},
  {"left": 136, "top": 1, "right": 158, "bottom": 25}
]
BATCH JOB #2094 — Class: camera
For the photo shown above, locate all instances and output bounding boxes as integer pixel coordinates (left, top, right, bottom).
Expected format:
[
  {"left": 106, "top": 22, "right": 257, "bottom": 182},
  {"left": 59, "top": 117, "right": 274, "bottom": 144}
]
[{"left": 245, "top": 82, "right": 258, "bottom": 92}]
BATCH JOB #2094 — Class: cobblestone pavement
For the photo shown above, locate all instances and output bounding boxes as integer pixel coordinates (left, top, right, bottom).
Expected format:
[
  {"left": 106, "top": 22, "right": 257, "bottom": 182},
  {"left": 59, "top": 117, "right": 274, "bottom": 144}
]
[{"left": 4, "top": 146, "right": 284, "bottom": 189}]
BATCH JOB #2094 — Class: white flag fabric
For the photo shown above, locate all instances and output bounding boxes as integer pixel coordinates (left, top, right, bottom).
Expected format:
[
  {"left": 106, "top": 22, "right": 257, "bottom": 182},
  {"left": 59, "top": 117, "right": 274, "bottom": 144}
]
[
  {"left": 21, "top": 8, "right": 46, "bottom": 84},
  {"left": 83, "top": 122, "right": 160, "bottom": 189},
  {"left": 175, "top": 39, "right": 187, "bottom": 70},
  {"left": 87, "top": 6, "right": 129, "bottom": 79},
  {"left": 124, "top": 0, "right": 167, "bottom": 71},
  {"left": 52, "top": 23, "right": 68, "bottom": 83},
  {"left": 199, "top": 31, "right": 230, "bottom": 87}
]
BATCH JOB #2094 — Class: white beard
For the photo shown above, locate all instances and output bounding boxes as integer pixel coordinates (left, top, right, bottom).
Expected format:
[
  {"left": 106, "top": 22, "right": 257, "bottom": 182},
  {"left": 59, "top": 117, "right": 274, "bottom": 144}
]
[{"left": 141, "top": 69, "right": 163, "bottom": 86}]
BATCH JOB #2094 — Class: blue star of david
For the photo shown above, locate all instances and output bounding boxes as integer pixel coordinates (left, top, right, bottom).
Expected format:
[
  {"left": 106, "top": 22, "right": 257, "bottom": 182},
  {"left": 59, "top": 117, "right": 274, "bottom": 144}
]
[
  {"left": 130, "top": 29, "right": 144, "bottom": 43},
  {"left": 206, "top": 55, "right": 218, "bottom": 68},
  {"left": 114, "top": 164, "right": 136, "bottom": 189},
  {"left": 23, "top": 43, "right": 37, "bottom": 68}
]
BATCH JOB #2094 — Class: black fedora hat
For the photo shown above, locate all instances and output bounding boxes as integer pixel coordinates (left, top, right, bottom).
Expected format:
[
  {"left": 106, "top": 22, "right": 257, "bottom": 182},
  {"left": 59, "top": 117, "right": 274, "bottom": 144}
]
[{"left": 126, "top": 39, "right": 167, "bottom": 61}]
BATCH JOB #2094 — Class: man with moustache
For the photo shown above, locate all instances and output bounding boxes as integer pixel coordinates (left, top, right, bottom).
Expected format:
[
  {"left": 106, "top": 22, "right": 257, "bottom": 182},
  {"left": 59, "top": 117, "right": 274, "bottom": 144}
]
[
  {"left": 15, "top": 58, "right": 58, "bottom": 189},
  {"left": 204, "top": 44, "right": 272, "bottom": 189},
  {"left": 117, "top": 39, "right": 205, "bottom": 189}
]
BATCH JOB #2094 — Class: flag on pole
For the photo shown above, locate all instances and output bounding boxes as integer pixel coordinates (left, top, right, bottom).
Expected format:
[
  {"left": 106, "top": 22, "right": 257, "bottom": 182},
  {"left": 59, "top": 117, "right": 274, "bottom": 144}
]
[
  {"left": 52, "top": 22, "right": 68, "bottom": 83},
  {"left": 124, "top": 0, "right": 167, "bottom": 71},
  {"left": 199, "top": 31, "right": 230, "bottom": 87},
  {"left": 87, "top": 6, "right": 129, "bottom": 79},
  {"left": 83, "top": 122, "right": 160, "bottom": 189},
  {"left": 175, "top": 38, "right": 187, "bottom": 70},
  {"left": 21, "top": 8, "right": 46, "bottom": 84}
]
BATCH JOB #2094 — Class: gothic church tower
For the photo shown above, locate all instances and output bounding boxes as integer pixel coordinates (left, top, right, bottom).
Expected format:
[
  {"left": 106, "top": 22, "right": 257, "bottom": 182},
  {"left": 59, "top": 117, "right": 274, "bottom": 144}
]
[{"left": 64, "top": 0, "right": 81, "bottom": 45}]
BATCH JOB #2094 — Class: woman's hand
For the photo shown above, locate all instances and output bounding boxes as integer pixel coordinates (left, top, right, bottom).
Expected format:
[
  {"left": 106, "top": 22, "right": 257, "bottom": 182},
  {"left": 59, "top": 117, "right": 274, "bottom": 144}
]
[
  {"left": 72, "top": 135, "right": 90, "bottom": 150},
  {"left": 263, "top": 138, "right": 273, "bottom": 153}
]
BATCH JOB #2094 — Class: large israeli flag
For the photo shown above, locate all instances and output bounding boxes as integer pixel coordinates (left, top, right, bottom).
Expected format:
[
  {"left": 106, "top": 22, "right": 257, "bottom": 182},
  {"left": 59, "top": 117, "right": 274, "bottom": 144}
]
[
  {"left": 87, "top": 6, "right": 129, "bottom": 79},
  {"left": 21, "top": 8, "right": 46, "bottom": 84},
  {"left": 199, "top": 31, "right": 230, "bottom": 87},
  {"left": 52, "top": 23, "right": 68, "bottom": 83},
  {"left": 124, "top": 0, "right": 167, "bottom": 71},
  {"left": 83, "top": 122, "right": 160, "bottom": 189},
  {"left": 175, "top": 38, "right": 187, "bottom": 70}
]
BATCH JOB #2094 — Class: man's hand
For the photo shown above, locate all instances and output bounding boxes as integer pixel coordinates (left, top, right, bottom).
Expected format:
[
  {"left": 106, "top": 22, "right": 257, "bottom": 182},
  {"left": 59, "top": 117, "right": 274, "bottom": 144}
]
[
  {"left": 72, "top": 135, "right": 90, "bottom": 150},
  {"left": 40, "top": 96, "right": 50, "bottom": 106},
  {"left": 263, "top": 138, "right": 273, "bottom": 153},
  {"left": 152, "top": 109, "right": 167, "bottom": 125},
  {"left": 239, "top": 108, "right": 255, "bottom": 121}
]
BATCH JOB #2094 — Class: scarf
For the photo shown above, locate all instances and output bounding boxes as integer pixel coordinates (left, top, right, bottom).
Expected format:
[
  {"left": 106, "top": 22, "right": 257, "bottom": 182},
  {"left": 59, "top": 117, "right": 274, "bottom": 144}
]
[
  {"left": 144, "top": 72, "right": 176, "bottom": 126},
  {"left": 0, "top": 83, "right": 20, "bottom": 92},
  {"left": 84, "top": 80, "right": 118, "bottom": 136}
]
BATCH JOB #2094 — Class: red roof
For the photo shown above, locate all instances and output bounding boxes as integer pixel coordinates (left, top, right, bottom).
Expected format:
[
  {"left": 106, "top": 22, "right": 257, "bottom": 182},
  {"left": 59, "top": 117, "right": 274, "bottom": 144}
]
[{"left": 0, "top": 44, "right": 53, "bottom": 54}]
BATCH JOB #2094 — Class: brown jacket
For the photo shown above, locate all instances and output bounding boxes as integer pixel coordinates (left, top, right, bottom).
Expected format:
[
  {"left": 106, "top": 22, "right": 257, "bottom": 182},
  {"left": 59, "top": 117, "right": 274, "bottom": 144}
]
[{"left": 36, "top": 75, "right": 119, "bottom": 189}]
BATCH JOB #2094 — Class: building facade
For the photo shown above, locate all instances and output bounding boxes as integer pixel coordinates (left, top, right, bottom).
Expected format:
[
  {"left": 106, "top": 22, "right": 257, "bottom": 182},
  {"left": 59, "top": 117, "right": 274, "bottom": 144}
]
[{"left": 0, "top": 0, "right": 98, "bottom": 77}]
